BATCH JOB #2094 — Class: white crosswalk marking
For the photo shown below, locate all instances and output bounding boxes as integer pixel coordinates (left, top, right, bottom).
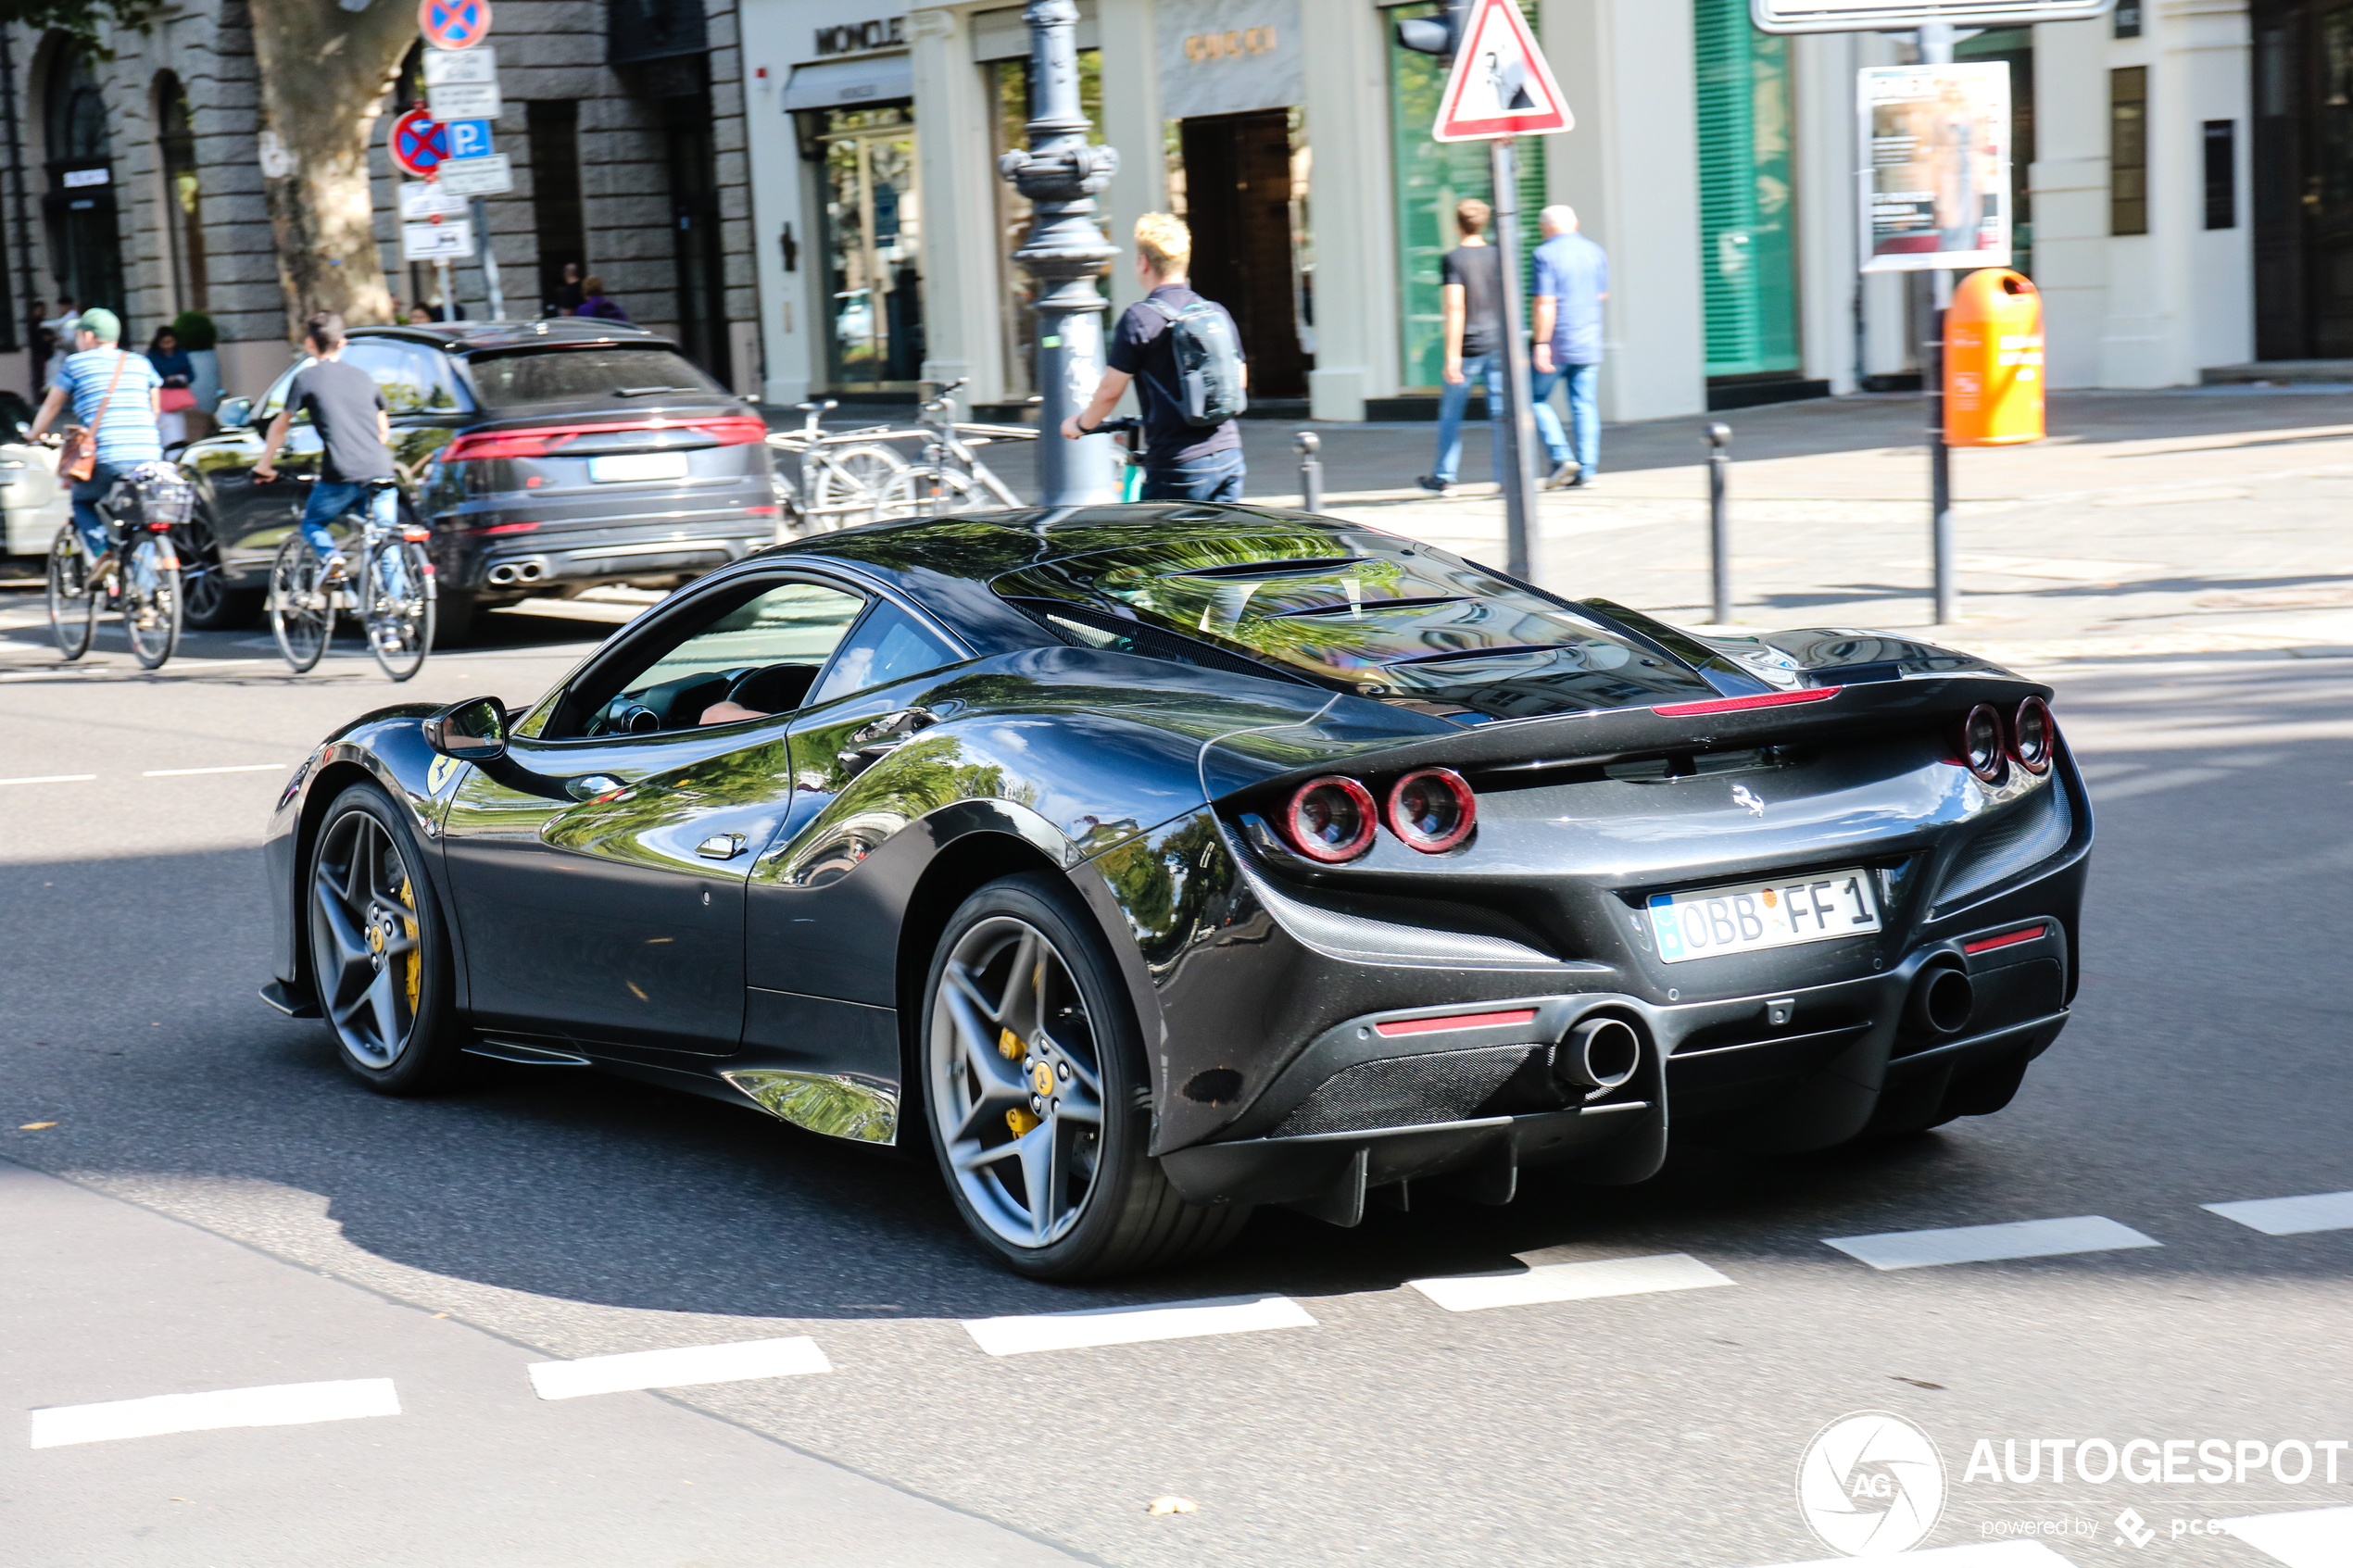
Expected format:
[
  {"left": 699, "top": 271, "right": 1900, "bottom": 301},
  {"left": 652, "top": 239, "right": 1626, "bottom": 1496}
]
[
  {"left": 30, "top": 1378, "right": 400, "bottom": 1449},
  {"left": 963, "top": 1294, "right": 1315, "bottom": 1356},
  {"left": 2202, "top": 1190, "right": 2353, "bottom": 1236},
  {"left": 1824, "top": 1216, "right": 2160, "bottom": 1271},
  {"left": 1408, "top": 1250, "right": 1735, "bottom": 1311},
  {"left": 526, "top": 1336, "right": 831, "bottom": 1399},
  {"left": 1751, "top": 1541, "right": 2078, "bottom": 1567},
  {"left": 2221, "top": 1505, "right": 2353, "bottom": 1567}
]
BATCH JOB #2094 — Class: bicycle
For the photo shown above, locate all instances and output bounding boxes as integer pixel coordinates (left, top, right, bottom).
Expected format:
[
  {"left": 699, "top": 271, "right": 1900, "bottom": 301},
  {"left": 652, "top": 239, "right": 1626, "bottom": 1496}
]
[
  {"left": 44, "top": 460, "right": 191, "bottom": 670},
  {"left": 267, "top": 479, "right": 435, "bottom": 681},
  {"left": 875, "top": 379, "right": 1032, "bottom": 519},
  {"left": 764, "top": 400, "right": 908, "bottom": 534}
]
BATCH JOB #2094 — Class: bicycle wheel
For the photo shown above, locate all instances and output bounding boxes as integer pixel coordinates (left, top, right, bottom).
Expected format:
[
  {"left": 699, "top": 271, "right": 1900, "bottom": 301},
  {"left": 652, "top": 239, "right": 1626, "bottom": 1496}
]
[
  {"left": 120, "top": 533, "right": 184, "bottom": 670},
  {"left": 877, "top": 465, "right": 979, "bottom": 521},
  {"left": 269, "top": 535, "right": 334, "bottom": 673},
  {"left": 362, "top": 540, "right": 434, "bottom": 683},
  {"left": 44, "top": 525, "right": 97, "bottom": 661},
  {"left": 806, "top": 443, "right": 907, "bottom": 530}
]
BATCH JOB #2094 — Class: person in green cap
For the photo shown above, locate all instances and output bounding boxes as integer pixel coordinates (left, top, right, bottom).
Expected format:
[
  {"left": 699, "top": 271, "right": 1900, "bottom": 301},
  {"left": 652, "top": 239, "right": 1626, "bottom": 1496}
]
[{"left": 26, "top": 307, "right": 165, "bottom": 567}]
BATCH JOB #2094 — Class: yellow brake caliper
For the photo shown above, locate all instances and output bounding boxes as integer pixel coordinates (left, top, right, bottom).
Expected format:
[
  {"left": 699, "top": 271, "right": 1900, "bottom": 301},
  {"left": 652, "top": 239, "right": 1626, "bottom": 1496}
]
[
  {"left": 397, "top": 876, "right": 421, "bottom": 1013},
  {"left": 1000, "top": 1027, "right": 1039, "bottom": 1136}
]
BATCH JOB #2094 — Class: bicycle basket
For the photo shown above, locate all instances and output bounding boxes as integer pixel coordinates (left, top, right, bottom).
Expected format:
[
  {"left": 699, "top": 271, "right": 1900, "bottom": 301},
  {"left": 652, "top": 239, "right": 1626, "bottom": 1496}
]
[{"left": 131, "top": 462, "right": 196, "bottom": 531}]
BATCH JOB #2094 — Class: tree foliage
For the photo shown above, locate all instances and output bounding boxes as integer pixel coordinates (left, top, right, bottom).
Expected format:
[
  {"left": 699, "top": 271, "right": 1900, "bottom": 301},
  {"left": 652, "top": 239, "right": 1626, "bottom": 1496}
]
[{"left": 0, "top": 0, "right": 167, "bottom": 55}]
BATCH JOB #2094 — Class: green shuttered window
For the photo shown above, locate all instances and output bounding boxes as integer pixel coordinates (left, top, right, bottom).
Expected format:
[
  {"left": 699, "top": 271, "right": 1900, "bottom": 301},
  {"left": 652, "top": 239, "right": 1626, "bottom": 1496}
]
[{"left": 1695, "top": 0, "right": 1799, "bottom": 380}]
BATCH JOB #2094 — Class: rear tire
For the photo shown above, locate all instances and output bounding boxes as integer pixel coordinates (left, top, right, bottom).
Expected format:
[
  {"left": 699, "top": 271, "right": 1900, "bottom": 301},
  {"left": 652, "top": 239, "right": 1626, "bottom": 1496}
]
[
  {"left": 807, "top": 443, "right": 905, "bottom": 530},
  {"left": 44, "top": 524, "right": 95, "bottom": 660},
  {"left": 121, "top": 534, "right": 183, "bottom": 670},
  {"left": 922, "top": 872, "right": 1252, "bottom": 1280}
]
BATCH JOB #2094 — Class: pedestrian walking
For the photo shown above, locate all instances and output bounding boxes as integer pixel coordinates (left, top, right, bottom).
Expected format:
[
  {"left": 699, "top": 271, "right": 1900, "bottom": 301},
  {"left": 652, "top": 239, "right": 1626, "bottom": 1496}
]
[
  {"left": 1529, "top": 204, "right": 1608, "bottom": 489},
  {"left": 575, "top": 276, "right": 629, "bottom": 322},
  {"left": 24, "top": 307, "right": 165, "bottom": 569},
  {"left": 147, "top": 326, "right": 198, "bottom": 447},
  {"left": 1416, "top": 199, "right": 1508, "bottom": 496},
  {"left": 1062, "top": 212, "right": 1249, "bottom": 502}
]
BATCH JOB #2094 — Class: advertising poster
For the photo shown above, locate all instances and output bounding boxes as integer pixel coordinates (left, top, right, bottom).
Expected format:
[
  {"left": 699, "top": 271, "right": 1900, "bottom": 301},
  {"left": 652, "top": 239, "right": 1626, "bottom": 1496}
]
[{"left": 1858, "top": 62, "right": 2012, "bottom": 272}]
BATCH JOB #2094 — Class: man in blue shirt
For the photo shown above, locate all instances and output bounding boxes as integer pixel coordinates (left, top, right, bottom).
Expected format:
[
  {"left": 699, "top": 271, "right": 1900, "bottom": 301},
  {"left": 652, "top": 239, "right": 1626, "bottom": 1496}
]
[
  {"left": 26, "top": 307, "right": 165, "bottom": 564},
  {"left": 1529, "top": 205, "right": 1608, "bottom": 489}
]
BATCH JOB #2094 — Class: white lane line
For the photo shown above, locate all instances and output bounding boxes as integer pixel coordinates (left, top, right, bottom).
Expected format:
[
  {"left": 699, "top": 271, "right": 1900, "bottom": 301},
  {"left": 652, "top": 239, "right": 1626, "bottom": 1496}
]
[
  {"left": 1750, "top": 1543, "right": 2077, "bottom": 1567},
  {"left": 2203, "top": 1190, "right": 2353, "bottom": 1236},
  {"left": 2221, "top": 1505, "right": 2353, "bottom": 1567},
  {"left": 526, "top": 1336, "right": 830, "bottom": 1400},
  {"left": 142, "top": 763, "right": 286, "bottom": 777},
  {"left": 0, "top": 773, "right": 97, "bottom": 786},
  {"left": 30, "top": 1378, "right": 400, "bottom": 1449},
  {"left": 963, "top": 1294, "right": 1315, "bottom": 1357},
  {"left": 1825, "top": 1216, "right": 2160, "bottom": 1271},
  {"left": 1409, "top": 1250, "right": 1735, "bottom": 1312}
]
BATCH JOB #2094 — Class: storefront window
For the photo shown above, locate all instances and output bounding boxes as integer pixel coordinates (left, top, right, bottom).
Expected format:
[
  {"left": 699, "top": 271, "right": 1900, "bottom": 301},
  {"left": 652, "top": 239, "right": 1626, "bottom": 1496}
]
[
  {"left": 1386, "top": 1, "right": 1546, "bottom": 393},
  {"left": 990, "top": 51, "right": 1105, "bottom": 400},
  {"left": 1695, "top": 0, "right": 1798, "bottom": 382},
  {"left": 818, "top": 104, "right": 924, "bottom": 390}
]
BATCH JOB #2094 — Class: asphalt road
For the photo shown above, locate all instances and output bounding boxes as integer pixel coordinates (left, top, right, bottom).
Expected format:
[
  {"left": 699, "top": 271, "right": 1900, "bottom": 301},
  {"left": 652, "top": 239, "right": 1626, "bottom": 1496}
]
[{"left": 3, "top": 587, "right": 2350, "bottom": 1568}]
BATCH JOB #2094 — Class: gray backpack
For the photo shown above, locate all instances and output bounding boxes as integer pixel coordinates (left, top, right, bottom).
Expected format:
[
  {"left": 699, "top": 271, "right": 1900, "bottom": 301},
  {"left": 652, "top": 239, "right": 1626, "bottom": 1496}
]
[{"left": 1144, "top": 297, "right": 1248, "bottom": 428}]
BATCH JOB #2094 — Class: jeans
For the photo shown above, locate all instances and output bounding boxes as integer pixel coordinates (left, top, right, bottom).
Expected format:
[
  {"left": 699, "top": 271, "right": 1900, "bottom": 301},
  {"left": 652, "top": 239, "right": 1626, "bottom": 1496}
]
[
  {"left": 1140, "top": 445, "right": 1244, "bottom": 503},
  {"left": 1532, "top": 361, "right": 1601, "bottom": 477},
  {"left": 299, "top": 480, "right": 396, "bottom": 561},
  {"left": 70, "top": 463, "right": 137, "bottom": 560},
  {"left": 1432, "top": 354, "right": 1507, "bottom": 484}
]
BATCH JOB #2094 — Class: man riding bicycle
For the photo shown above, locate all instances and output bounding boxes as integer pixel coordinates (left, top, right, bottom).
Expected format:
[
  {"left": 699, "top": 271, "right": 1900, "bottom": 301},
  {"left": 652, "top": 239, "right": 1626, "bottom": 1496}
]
[
  {"left": 24, "top": 307, "right": 165, "bottom": 571},
  {"left": 254, "top": 311, "right": 396, "bottom": 578}
]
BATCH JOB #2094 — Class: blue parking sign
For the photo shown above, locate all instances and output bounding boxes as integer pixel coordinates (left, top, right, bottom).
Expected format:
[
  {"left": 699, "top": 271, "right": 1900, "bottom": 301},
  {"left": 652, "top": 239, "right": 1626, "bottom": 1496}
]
[{"left": 446, "top": 119, "right": 495, "bottom": 160}]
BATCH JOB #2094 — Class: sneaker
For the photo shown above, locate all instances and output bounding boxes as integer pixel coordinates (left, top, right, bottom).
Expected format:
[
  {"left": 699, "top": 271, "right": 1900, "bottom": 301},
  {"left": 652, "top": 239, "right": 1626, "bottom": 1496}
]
[
  {"left": 1543, "top": 458, "right": 1579, "bottom": 490},
  {"left": 321, "top": 553, "right": 350, "bottom": 583},
  {"left": 1415, "top": 475, "right": 1453, "bottom": 495},
  {"left": 134, "top": 607, "right": 158, "bottom": 633},
  {"left": 1567, "top": 470, "right": 1597, "bottom": 489}
]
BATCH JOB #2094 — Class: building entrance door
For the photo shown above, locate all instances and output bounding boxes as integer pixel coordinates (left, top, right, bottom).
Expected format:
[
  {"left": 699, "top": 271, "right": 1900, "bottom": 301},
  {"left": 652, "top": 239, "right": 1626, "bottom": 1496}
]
[
  {"left": 2256, "top": 0, "right": 2353, "bottom": 358},
  {"left": 817, "top": 106, "right": 923, "bottom": 390},
  {"left": 1177, "top": 108, "right": 1307, "bottom": 400}
]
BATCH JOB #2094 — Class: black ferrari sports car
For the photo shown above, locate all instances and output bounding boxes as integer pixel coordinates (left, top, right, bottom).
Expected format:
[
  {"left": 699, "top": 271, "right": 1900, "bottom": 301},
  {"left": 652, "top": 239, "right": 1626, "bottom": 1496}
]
[{"left": 262, "top": 504, "right": 2090, "bottom": 1279}]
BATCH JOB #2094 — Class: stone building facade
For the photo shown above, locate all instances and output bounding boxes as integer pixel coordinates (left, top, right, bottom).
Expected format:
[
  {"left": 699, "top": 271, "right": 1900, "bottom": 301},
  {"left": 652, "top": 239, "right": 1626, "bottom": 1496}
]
[{"left": 0, "top": 0, "right": 761, "bottom": 413}]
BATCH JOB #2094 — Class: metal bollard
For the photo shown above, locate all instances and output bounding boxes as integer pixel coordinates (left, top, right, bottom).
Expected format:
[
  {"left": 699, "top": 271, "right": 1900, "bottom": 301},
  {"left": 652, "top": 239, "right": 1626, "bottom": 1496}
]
[
  {"left": 1295, "top": 430, "right": 1323, "bottom": 513},
  {"left": 1705, "top": 422, "right": 1732, "bottom": 626}
]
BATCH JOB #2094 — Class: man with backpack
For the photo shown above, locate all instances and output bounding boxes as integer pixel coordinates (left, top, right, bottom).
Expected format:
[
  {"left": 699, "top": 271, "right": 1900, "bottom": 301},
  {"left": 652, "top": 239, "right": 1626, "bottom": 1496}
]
[{"left": 1062, "top": 212, "right": 1248, "bottom": 502}]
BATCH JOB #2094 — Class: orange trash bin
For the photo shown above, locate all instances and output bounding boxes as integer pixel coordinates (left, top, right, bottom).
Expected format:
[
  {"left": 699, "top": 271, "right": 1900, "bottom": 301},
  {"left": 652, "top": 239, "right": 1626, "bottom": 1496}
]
[{"left": 1944, "top": 269, "right": 2045, "bottom": 446}]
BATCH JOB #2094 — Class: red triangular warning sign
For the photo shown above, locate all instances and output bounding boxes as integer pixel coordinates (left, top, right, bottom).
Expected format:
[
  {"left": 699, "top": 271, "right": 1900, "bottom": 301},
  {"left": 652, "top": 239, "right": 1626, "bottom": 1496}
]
[{"left": 1432, "top": 0, "right": 1573, "bottom": 143}]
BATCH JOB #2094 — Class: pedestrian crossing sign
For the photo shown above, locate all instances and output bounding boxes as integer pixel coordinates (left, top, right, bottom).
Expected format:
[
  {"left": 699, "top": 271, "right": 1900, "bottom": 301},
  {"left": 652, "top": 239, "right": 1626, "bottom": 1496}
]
[{"left": 1431, "top": 0, "right": 1572, "bottom": 142}]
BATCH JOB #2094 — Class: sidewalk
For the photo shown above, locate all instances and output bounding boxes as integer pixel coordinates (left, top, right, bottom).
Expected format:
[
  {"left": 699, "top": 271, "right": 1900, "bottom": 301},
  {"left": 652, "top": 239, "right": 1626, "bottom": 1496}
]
[{"left": 983, "top": 388, "right": 2353, "bottom": 667}]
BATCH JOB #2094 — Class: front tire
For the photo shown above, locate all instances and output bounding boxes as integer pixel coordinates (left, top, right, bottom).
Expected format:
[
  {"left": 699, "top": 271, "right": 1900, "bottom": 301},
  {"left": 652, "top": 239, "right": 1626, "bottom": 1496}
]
[
  {"left": 307, "top": 784, "right": 467, "bottom": 1094},
  {"left": 922, "top": 872, "right": 1251, "bottom": 1280}
]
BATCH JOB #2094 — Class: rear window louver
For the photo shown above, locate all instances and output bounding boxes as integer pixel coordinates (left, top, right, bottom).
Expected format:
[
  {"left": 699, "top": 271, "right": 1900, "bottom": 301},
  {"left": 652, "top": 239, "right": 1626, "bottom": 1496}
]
[{"left": 1004, "top": 597, "right": 1313, "bottom": 684}]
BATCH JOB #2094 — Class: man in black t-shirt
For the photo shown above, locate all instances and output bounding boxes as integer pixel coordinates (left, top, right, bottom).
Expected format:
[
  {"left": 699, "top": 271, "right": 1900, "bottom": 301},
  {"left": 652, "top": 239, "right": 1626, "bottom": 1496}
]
[
  {"left": 255, "top": 311, "right": 396, "bottom": 574},
  {"left": 1062, "top": 213, "right": 1247, "bottom": 502},
  {"left": 1417, "top": 197, "right": 1510, "bottom": 496}
]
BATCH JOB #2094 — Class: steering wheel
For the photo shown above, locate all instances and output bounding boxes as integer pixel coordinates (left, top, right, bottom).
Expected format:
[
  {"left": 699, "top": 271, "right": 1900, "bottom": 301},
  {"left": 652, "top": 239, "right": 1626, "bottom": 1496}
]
[{"left": 723, "top": 662, "right": 819, "bottom": 714}]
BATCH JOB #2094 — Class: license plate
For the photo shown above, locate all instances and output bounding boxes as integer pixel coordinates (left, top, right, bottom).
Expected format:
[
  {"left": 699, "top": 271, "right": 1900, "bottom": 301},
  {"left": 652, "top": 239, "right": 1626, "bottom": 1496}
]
[
  {"left": 1646, "top": 869, "right": 1881, "bottom": 964},
  {"left": 588, "top": 452, "right": 689, "bottom": 483}
]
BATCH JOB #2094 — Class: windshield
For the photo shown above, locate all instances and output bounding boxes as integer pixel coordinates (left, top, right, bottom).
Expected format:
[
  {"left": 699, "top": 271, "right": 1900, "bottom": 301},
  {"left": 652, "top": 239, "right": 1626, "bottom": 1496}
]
[
  {"left": 996, "top": 533, "right": 1717, "bottom": 720},
  {"left": 465, "top": 346, "right": 727, "bottom": 408}
]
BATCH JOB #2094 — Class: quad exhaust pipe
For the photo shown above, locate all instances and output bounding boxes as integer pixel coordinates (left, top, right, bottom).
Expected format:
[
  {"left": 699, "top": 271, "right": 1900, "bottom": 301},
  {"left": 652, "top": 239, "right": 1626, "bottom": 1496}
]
[
  {"left": 485, "top": 559, "right": 547, "bottom": 587},
  {"left": 1555, "top": 1015, "right": 1643, "bottom": 1097}
]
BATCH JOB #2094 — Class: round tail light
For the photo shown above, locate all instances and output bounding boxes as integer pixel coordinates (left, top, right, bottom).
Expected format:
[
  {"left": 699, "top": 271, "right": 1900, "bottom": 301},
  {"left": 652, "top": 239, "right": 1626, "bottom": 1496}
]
[
  {"left": 1960, "top": 703, "right": 2007, "bottom": 784},
  {"left": 2010, "top": 696, "right": 2054, "bottom": 774},
  {"left": 1282, "top": 776, "right": 1378, "bottom": 863},
  {"left": 1385, "top": 767, "right": 1478, "bottom": 853}
]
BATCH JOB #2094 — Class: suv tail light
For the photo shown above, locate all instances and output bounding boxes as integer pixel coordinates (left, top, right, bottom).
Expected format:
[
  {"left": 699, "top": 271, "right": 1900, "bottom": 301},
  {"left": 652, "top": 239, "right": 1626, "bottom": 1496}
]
[
  {"left": 1959, "top": 704, "right": 2007, "bottom": 783},
  {"left": 1282, "top": 776, "right": 1378, "bottom": 863},
  {"left": 439, "top": 414, "right": 767, "bottom": 463},
  {"left": 1385, "top": 767, "right": 1477, "bottom": 853},
  {"left": 2009, "top": 696, "right": 2054, "bottom": 773}
]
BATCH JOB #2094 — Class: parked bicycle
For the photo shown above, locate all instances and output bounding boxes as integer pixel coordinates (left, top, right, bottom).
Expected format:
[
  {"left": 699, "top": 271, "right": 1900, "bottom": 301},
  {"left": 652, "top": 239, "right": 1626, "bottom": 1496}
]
[
  {"left": 764, "top": 400, "right": 908, "bottom": 535},
  {"left": 875, "top": 379, "right": 1032, "bottom": 519},
  {"left": 44, "top": 459, "right": 192, "bottom": 670},
  {"left": 266, "top": 479, "right": 434, "bottom": 681}
]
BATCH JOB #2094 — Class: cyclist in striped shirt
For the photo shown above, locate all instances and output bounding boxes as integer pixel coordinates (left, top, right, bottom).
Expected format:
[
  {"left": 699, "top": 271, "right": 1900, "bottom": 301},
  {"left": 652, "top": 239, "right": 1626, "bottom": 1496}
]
[{"left": 25, "top": 307, "right": 165, "bottom": 568}]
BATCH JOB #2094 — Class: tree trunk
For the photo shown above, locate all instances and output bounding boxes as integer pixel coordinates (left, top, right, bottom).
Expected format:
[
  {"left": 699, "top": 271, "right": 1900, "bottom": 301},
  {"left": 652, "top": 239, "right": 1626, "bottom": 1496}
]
[{"left": 247, "top": 0, "right": 418, "bottom": 337}]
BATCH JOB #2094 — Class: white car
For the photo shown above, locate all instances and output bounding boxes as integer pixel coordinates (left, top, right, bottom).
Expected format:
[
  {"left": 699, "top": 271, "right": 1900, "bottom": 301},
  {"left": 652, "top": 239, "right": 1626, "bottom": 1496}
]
[{"left": 0, "top": 440, "right": 69, "bottom": 558}]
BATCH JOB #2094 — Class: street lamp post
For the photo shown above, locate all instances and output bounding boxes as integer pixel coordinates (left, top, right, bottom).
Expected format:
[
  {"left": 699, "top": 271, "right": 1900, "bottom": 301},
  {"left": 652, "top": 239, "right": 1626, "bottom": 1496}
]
[{"left": 998, "top": 0, "right": 1121, "bottom": 506}]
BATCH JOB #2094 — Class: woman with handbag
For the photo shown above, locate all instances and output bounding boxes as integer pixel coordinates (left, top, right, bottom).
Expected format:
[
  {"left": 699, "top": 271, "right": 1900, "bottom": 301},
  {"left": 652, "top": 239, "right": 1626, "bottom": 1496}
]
[
  {"left": 25, "top": 307, "right": 166, "bottom": 567},
  {"left": 148, "top": 326, "right": 199, "bottom": 445}
]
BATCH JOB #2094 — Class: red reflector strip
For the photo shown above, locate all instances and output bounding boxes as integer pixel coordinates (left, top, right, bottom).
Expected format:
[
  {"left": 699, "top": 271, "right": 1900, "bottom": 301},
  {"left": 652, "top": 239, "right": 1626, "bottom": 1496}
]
[
  {"left": 1651, "top": 686, "right": 1843, "bottom": 718},
  {"left": 1963, "top": 924, "right": 2047, "bottom": 955},
  {"left": 1374, "top": 1008, "right": 1540, "bottom": 1037}
]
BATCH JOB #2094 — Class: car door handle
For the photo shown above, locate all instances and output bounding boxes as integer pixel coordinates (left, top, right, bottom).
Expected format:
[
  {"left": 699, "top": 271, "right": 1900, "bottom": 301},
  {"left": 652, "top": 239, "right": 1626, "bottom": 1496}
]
[
  {"left": 566, "top": 773, "right": 628, "bottom": 802},
  {"left": 696, "top": 833, "right": 748, "bottom": 859}
]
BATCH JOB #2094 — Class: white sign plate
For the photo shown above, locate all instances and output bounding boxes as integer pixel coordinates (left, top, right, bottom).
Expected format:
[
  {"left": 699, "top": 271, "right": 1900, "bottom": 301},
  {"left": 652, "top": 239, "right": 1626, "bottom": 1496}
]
[
  {"left": 403, "top": 218, "right": 476, "bottom": 261},
  {"left": 422, "top": 44, "right": 497, "bottom": 84},
  {"left": 399, "top": 181, "right": 469, "bottom": 220},
  {"left": 438, "top": 154, "right": 512, "bottom": 196},
  {"left": 1753, "top": 0, "right": 2112, "bottom": 31},
  {"left": 426, "top": 79, "right": 503, "bottom": 122}
]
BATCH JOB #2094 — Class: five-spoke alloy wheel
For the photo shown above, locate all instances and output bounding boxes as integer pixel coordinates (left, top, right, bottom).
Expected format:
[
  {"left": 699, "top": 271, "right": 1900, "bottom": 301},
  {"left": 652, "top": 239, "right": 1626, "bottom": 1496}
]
[{"left": 308, "top": 784, "right": 463, "bottom": 1093}]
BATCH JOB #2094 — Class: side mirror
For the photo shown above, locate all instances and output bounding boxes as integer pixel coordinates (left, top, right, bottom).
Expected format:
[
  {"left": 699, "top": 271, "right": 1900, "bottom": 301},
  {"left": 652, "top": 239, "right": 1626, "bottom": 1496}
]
[
  {"left": 422, "top": 696, "right": 507, "bottom": 760},
  {"left": 216, "top": 396, "right": 253, "bottom": 430}
]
